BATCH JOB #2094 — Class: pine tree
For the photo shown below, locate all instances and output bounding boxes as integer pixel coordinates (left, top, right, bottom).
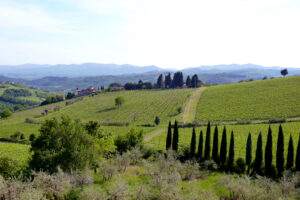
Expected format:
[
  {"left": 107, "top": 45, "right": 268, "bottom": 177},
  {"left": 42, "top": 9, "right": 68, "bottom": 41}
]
[
  {"left": 246, "top": 132, "right": 252, "bottom": 173},
  {"left": 253, "top": 133, "right": 263, "bottom": 174},
  {"left": 228, "top": 131, "right": 234, "bottom": 171},
  {"left": 265, "top": 126, "right": 273, "bottom": 177},
  {"left": 296, "top": 134, "right": 300, "bottom": 171},
  {"left": 277, "top": 124, "right": 284, "bottom": 177},
  {"left": 186, "top": 76, "right": 192, "bottom": 88},
  {"left": 172, "top": 120, "right": 179, "bottom": 152},
  {"left": 212, "top": 126, "right": 219, "bottom": 163},
  {"left": 190, "top": 128, "right": 196, "bottom": 157},
  {"left": 220, "top": 127, "right": 227, "bottom": 166},
  {"left": 198, "top": 130, "right": 203, "bottom": 159},
  {"left": 286, "top": 135, "right": 294, "bottom": 170},
  {"left": 166, "top": 121, "right": 172, "bottom": 150},
  {"left": 204, "top": 122, "right": 211, "bottom": 160},
  {"left": 157, "top": 74, "right": 164, "bottom": 88}
]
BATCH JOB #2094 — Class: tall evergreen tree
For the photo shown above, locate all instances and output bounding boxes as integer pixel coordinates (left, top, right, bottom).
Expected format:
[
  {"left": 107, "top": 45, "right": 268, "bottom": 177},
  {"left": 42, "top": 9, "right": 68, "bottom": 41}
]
[
  {"left": 172, "top": 120, "right": 179, "bottom": 152},
  {"left": 253, "top": 133, "right": 263, "bottom": 174},
  {"left": 157, "top": 74, "right": 164, "bottom": 88},
  {"left": 212, "top": 126, "right": 219, "bottom": 163},
  {"left": 165, "top": 73, "right": 172, "bottom": 88},
  {"left": 265, "top": 126, "right": 273, "bottom": 176},
  {"left": 166, "top": 121, "right": 172, "bottom": 150},
  {"left": 220, "top": 127, "right": 227, "bottom": 166},
  {"left": 198, "top": 130, "right": 204, "bottom": 159},
  {"left": 190, "top": 128, "right": 196, "bottom": 157},
  {"left": 228, "top": 131, "right": 235, "bottom": 171},
  {"left": 172, "top": 71, "right": 184, "bottom": 88},
  {"left": 277, "top": 124, "right": 284, "bottom": 177},
  {"left": 186, "top": 76, "right": 192, "bottom": 88},
  {"left": 191, "top": 74, "right": 199, "bottom": 88},
  {"left": 286, "top": 135, "right": 294, "bottom": 170},
  {"left": 296, "top": 134, "right": 300, "bottom": 171},
  {"left": 204, "top": 122, "right": 211, "bottom": 160},
  {"left": 246, "top": 132, "right": 252, "bottom": 173}
]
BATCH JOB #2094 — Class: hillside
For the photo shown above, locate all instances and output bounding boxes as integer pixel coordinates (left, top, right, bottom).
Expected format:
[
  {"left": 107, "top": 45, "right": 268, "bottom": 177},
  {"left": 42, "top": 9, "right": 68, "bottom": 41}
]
[
  {"left": 196, "top": 76, "right": 300, "bottom": 122},
  {"left": 0, "top": 82, "right": 54, "bottom": 112},
  {"left": 0, "top": 88, "right": 194, "bottom": 138}
]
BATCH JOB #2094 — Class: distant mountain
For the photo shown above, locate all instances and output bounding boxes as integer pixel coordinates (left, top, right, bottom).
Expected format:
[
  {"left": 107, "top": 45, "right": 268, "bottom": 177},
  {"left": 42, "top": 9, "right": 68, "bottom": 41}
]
[{"left": 0, "top": 63, "right": 164, "bottom": 79}]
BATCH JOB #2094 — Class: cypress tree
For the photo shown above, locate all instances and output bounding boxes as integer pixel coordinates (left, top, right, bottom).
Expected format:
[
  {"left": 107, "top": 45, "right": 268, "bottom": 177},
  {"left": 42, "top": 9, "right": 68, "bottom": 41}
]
[
  {"left": 228, "top": 131, "right": 234, "bottom": 171},
  {"left": 156, "top": 74, "right": 164, "bottom": 88},
  {"left": 198, "top": 130, "right": 203, "bottom": 159},
  {"left": 220, "top": 127, "right": 227, "bottom": 166},
  {"left": 212, "top": 126, "right": 219, "bottom": 163},
  {"left": 204, "top": 122, "right": 211, "bottom": 160},
  {"left": 246, "top": 132, "right": 252, "bottom": 173},
  {"left": 253, "top": 133, "right": 263, "bottom": 174},
  {"left": 186, "top": 76, "right": 192, "bottom": 88},
  {"left": 286, "top": 135, "right": 294, "bottom": 170},
  {"left": 166, "top": 121, "right": 172, "bottom": 150},
  {"left": 265, "top": 126, "right": 273, "bottom": 177},
  {"left": 190, "top": 128, "right": 196, "bottom": 157},
  {"left": 296, "top": 134, "right": 300, "bottom": 171},
  {"left": 277, "top": 124, "right": 284, "bottom": 177},
  {"left": 172, "top": 120, "right": 179, "bottom": 152}
]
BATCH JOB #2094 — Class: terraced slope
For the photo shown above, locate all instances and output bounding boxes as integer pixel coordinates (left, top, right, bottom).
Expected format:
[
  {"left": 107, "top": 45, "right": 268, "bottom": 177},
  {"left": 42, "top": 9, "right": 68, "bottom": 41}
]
[{"left": 196, "top": 76, "right": 300, "bottom": 122}]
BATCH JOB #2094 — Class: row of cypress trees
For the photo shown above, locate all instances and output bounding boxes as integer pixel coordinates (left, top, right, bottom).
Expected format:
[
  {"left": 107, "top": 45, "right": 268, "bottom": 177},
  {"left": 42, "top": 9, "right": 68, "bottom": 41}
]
[
  {"left": 246, "top": 125, "right": 300, "bottom": 177},
  {"left": 166, "top": 122, "right": 300, "bottom": 177}
]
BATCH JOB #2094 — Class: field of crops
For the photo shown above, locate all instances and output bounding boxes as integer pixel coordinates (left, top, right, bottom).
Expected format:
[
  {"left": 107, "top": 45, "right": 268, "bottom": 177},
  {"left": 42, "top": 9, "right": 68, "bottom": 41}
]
[
  {"left": 148, "top": 122, "right": 300, "bottom": 162},
  {"left": 0, "top": 89, "right": 193, "bottom": 138},
  {"left": 0, "top": 142, "right": 30, "bottom": 167},
  {"left": 196, "top": 76, "right": 300, "bottom": 122}
]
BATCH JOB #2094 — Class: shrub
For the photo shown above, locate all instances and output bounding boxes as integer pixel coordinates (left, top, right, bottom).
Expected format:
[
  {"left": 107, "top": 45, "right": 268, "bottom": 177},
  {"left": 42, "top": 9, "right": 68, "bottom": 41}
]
[
  {"left": 0, "top": 156, "right": 20, "bottom": 179},
  {"left": 99, "top": 161, "right": 117, "bottom": 181},
  {"left": 80, "top": 187, "right": 107, "bottom": 200},
  {"left": 0, "top": 108, "right": 12, "bottom": 118},
  {"left": 234, "top": 158, "right": 246, "bottom": 174},
  {"left": 176, "top": 106, "right": 183, "bottom": 114},
  {"left": 115, "top": 96, "right": 125, "bottom": 107},
  {"left": 115, "top": 152, "right": 130, "bottom": 173},
  {"left": 201, "top": 160, "right": 218, "bottom": 170},
  {"left": 114, "top": 129, "right": 144, "bottom": 153},
  {"left": 107, "top": 180, "right": 130, "bottom": 200}
]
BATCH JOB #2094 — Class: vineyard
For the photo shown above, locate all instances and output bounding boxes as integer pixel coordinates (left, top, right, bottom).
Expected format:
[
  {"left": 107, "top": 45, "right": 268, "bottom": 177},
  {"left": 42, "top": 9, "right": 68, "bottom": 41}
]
[
  {"left": 0, "top": 89, "right": 194, "bottom": 138},
  {"left": 148, "top": 122, "right": 300, "bottom": 163},
  {"left": 0, "top": 142, "right": 30, "bottom": 168},
  {"left": 196, "top": 76, "right": 300, "bottom": 122}
]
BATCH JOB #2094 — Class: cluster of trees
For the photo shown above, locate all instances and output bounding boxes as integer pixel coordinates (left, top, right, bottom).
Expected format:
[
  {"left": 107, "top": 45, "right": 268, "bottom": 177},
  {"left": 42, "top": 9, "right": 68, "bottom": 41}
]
[
  {"left": 40, "top": 94, "right": 65, "bottom": 106},
  {"left": 166, "top": 122, "right": 300, "bottom": 177},
  {"left": 124, "top": 80, "right": 153, "bottom": 90},
  {"left": 2, "top": 89, "right": 32, "bottom": 98},
  {"left": 0, "top": 108, "right": 12, "bottom": 119},
  {"left": 157, "top": 72, "right": 202, "bottom": 89}
]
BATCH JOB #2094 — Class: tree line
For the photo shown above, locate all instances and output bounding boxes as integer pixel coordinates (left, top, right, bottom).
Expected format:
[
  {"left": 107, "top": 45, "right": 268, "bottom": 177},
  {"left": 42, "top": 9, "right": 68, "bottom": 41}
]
[{"left": 166, "top": 121, "right": 300, "bottom": 177}]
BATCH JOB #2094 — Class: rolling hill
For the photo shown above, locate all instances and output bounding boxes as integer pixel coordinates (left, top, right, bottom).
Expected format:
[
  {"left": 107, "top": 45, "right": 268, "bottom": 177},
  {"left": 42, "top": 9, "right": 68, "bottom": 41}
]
[{"left": 196, "top": 76, "right": 300, "bottom": 122}]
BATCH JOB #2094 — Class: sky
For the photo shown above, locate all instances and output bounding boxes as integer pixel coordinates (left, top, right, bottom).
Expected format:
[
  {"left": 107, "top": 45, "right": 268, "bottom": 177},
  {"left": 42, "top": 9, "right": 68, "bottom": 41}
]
[{"left": 0, "top": 0, "right": 300, "bottom": 69}]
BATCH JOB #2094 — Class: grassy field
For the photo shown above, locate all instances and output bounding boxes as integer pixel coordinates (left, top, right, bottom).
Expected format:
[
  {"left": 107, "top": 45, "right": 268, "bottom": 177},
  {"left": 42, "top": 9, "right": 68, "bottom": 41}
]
[
  {"left": 0, "top": 142, "right": 30, "bottom": 167},
  {"left": 196, "top": 76, "right": 300, "bottom": 122},
  {"left": 148, "top": 122, "right": 300, "bottom": 163},
  {"left": 0, "top": 89, "right": 194, "bottom": 138}
]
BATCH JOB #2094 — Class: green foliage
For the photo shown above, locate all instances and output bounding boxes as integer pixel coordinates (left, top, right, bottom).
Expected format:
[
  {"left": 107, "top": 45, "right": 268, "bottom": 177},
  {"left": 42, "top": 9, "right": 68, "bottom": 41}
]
[
  {"left": 197, "top": 130, "right": 203, "bottom": 159},
  {"left": 172, "top": 121, "right": 179, "bottom": 152},
  {"left": 154, "top": 116, "right": 160, "bottom": 126},
  {"left": 212, "top": 126, "right": 219, "bottom": 163},
  {"left": 177, "top": 106, "right": 183, "bottom": 114},
  {"left": 0, "top": 108, "right": 12, "bottom": 118},
  {"left": 265, "top": 126, "right": 273, "bottom": 177},
  {"left": 220, "top": 127, "right": 227, "bottom": 166},
  {"left": 235, "top": 158, "right": 246, "bottom": 174},
  {"left": 115, "top": 96, "right": 125, "bottom": 107},
  {"left": 287, "top": 135, "right": 294, "bottom": 169},
  {"left": 29, "top": 133, "right": 36, "bottom": 142},
  {"left": 166, "top": 121, "right": 172, "bottom": 150},
  {"left": 253, "top": 133, "right": 263, "bottom": 174},
  {"left": 0, "top": 156, "right": 20, "bottom": 178},
  {"left": 2, "top": 89, "right": 32, "bottom": 98},
  {"left": 41, "top": 94, "right": 65, "bottom": 106},
  {"left": 228, "top": 131, "right": 234, "bottom": 171},
  {"left": 196, "top": 76, "right": 300, "bottom": 121},
  {"left": 204, "top": 122, "right": 211, "bottom": 160},
  {"left": 246, "top": 132, "right": 252, "bottom": 172},
  {"left": 114, "top": 129, "right": 144, "bottom": 153},
  {"left": 190, "top": 128, "right": 196, "bottom": 157},
  {"left": 30, "top": 116, "right": 114, "bottom": 173},
  {"left": 277, "top": 124, "right": 284, "bottom": 176}
]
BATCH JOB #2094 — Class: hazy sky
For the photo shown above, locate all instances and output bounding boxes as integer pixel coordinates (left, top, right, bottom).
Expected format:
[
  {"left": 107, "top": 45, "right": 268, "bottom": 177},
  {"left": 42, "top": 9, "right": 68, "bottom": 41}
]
[{"left": 0, "top": 0, "right": 299, "bottom": 69}]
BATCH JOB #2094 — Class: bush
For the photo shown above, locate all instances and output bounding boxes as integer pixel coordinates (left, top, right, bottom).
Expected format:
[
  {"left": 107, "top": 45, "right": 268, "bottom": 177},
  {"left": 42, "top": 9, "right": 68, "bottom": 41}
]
[
  {"left": 115, "top": 96, "right": 125, "bottom": 107},
  {"left": 201, "top": 160, "right": 218, "bottom": 170},
  {"left": 0, "top": 108, "right": 12, "bottom": 118},
  {"left": 114, "top": 129, "right": 144, "bottom": 153},
  {"left": 234, "top": 158, "right": 246, "bottom": 174},
  {"left": 176, "top": 106, "right": 183, "bottom": 114},
  {"left": 0, "top": 156, "right": 20, "bottom": 179}
]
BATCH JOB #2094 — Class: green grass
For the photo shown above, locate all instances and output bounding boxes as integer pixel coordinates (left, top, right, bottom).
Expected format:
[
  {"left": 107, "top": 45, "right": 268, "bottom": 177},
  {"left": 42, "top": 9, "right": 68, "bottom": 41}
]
[
  {"left": 0, "top": 142, "right": 30, "bottom": 167},
  {"left": 0, "top": 89, "right": 194, "bottom": 138},
  {"left": 148, "top": 122, "right": 300, "bottom": 163},
  {"left": 196, "top": 76, "right": 300, "bottom": 122}
]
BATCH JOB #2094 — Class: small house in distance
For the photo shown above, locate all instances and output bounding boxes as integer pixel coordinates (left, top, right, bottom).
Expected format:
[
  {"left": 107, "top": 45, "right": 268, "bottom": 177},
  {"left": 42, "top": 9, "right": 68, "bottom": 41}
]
[{"left": 75, "top": 86, "right": 96, "bottom": 97}]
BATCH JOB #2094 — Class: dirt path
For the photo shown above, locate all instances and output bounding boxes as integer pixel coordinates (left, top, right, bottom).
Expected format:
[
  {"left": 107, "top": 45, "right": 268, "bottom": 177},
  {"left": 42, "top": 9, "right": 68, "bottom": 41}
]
[
  {"left": 144, "top": 129, "right": 166, "bottom": 142},
  {"left": 183, "top": 87, "right": 207, "bottom": 124}
]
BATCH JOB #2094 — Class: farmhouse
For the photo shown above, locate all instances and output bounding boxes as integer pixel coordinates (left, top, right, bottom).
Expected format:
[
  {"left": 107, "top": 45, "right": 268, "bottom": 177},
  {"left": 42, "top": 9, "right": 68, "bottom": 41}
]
[{"left": 75, "top": 86, "right": 96, "bottom": 97}]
